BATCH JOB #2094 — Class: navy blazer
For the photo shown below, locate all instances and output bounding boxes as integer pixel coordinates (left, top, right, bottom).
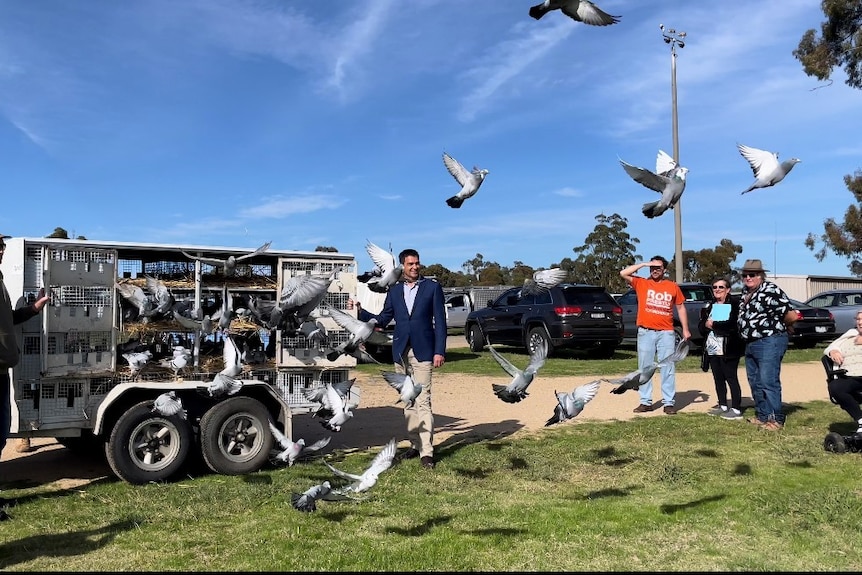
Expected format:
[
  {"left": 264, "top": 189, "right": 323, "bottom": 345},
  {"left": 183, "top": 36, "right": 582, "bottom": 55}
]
[{"left": 359, "top": 278, "right": 447, "bottom": 363}]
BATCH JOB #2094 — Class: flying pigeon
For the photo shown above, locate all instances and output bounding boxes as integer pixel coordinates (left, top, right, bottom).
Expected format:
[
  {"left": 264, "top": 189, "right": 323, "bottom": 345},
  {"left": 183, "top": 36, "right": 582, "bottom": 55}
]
[
  {"left": 181, "top": 241, "right": 272, "bottom": 277},
  {"left": 545, "top": 380, "right": 601, "bottom": 426},
  {"left": 304, "top": 377, "right": 358, "bottom": 419},
  {"left": 220, "top": 333, "right": 243, "bottom": 377},
  {"left": 380, "top": 366, "right": 423, "bottom": 408},
  {"left": 152, "top": 391, "right": 187, "bottom": 419},
  {"left": 364, "top": 241, "right": 403, "bottom": 293},
  {"left": 115, "top": 282, "right": 155, "bottom": 321},
  {"left": 173, "top": 309, "right": 215, "bottom": 336},
  {"left": 604, "top": 339, "right": 690, "bottom": 394},
  {"left": 318, "top": 381, "right": 355, "bottom": 432},
  {"left": 207, "top": 372, "right": 243, "bottom": 398},
  {"left": 528, "top": 0, "right": 621, "bottom": 26},
  {"left": 737, "top": 143, "right": 801, "bottom": 195},
  {"left": 324, "top": 307, "right": 388, "bottom": 362},
  {"left": 323, "top": 438, "right": 397, "bottom": 496},
  {"left": 214, "top": 284, "right": 234, "bottom": 332},
  {"left": 520, "top": 268, "right": 568, "bottom": 297},
  {"left": 442, "top": 152, "right": 489, "bottom": 209},
  {"left": 619, "top": 150, "right": 689, "bottom": 219},
  {"left": 268, "top": 421, "right": 331, "bottom": 466},
  {"left": 489, "top": 339, "right": 548, "bottom": 403},
  {"left": 122, "top": 350, "right": 153, "bottom": 379},
  {"left": 278, "top": 272, "right": 336, "bottom": 325},
  {"left": 144, "top": 276, "right": 174, "bottom": 317},
  {"left": 291, "top": 480, "right": 332, "bottom": 513},
  {"left": 298, "top": 319, "right": 328, "bottom": 348}
]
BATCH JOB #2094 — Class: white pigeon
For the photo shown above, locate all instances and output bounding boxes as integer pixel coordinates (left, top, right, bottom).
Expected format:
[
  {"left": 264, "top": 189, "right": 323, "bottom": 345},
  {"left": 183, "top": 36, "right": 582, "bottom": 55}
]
[
  {"left": 220, "top": 334, "right": 243, "bottom": 377},
  {"left": 304, "top": 377, "right": 359, "bottom": 418},
  {"left": 145, "top": 276, "right": 174, "bottom": 317},
  {"left": 545, "top": 380, "right": 601, "bottom": 426},
  {"left": 324, "top": 307, "right": 388, "bottom": 362},
  {"left": 528, "top": 0, "right": 621, "bottom": 26},
  {"left": 207, "top": 372, "right": 243, "bottom": 398},
  {"left": 319, "top": 381, "right": 355, "bottom": 432},
  {"left": 489, "top": 339, "right": 548, "bottom": 403},
  {"left": 737, "top": 143, "right": 801, "bottom": 195},
  {"left": 152, "top": 391, "right": 186, "bottom": 419},
  {"left": 442, "top": 152, "right": 489, "bottom": 209},
  {"left": 181, "top": 241, "right": 272, "bottom": 277},
  {"left": 364, "top": 241, "right": 403, "bottom": 293},
  {"left": 268, "top": 421, "right": 331, "bottom": 466},
  {"left": 122, "top": 349, "right": 153, "bottom": 379},
  {"left": 619, "top": 150, "right": 689, "bottom": 219},
  {"left": 159, "top": 346, "right": 192, "bottom": 380},
  {"left": 520, "top": 268, "right": 568, "bottom": 296},
  {"left": 291, "top": 480, "right": 331, "bottom": 513},
  {"left": 380, "top": 367, "right": 423, "bottom": 408},
  {"left": 323, "top": 438, "right": 397, "bottom": 496}
]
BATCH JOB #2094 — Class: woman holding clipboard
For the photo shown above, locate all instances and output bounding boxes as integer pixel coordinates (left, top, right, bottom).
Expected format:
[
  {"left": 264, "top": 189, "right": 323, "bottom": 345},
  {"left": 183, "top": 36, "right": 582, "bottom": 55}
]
[{"left": 698, "top": 277, "right": 746, "bottom": 420}]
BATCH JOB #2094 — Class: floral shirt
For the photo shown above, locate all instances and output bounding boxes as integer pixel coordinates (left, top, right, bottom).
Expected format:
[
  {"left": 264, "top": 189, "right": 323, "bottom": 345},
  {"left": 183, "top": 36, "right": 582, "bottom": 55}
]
[{"left": 737, "top": 280, "right": 793, "bottom": 341}]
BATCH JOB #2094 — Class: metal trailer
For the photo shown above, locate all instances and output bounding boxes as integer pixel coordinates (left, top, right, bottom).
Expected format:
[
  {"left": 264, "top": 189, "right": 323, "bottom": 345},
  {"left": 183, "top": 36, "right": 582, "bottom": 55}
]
[{"left": 1, "top": 237, "right": 360, "bottom": 484}]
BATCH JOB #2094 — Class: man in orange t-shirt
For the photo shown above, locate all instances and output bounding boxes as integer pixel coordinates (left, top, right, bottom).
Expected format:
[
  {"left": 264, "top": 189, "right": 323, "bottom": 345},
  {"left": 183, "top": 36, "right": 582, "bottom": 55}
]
[{"left": 620, "top": 256, "right": 690, "bottom": 415}]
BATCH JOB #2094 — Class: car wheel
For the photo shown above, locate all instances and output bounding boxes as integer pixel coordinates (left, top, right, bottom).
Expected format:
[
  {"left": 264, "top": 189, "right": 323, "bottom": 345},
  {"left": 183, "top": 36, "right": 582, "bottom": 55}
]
[
  {"left": 199, "top": 396, "right": 274, "bottom": 476},
  {"left": 105, "top": 400, "right": 193, "bottom": 484},
  {"left": 527, "top": 326, "right": 554, "bottom": 358},
  {"left": 824, "top": 432, "right": 847, "bottom": 454},
  {"left": 467, "top": 324, "right": 485, "bottom": 352}
]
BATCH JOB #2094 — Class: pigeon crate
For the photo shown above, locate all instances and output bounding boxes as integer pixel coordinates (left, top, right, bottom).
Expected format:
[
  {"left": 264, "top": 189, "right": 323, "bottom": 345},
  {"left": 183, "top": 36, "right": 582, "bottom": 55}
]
[
  {"left": 273, "top": 368, "right": 346, "bottom": 413},
  {"left": 20, "top": 331, "right": 115, "bottom": 378},
  {"left": 277, "top": 324, "right": 356, "bottom": 368},
  {"left": 15, "top": 378, "right": 91, "bottom": 427}
]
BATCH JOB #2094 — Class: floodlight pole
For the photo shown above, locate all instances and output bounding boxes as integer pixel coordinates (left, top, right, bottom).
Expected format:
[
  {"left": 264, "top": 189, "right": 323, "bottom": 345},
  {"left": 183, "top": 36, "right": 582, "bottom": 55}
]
[{"left": 661, "top": 24, "right": 686, "bottom": 283}]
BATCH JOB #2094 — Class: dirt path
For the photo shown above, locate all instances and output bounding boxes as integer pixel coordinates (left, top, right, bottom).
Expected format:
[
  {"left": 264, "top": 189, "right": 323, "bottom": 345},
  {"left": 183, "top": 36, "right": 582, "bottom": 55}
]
[{"left": 1, "top": 357, "right": 833, "bottom": 492}]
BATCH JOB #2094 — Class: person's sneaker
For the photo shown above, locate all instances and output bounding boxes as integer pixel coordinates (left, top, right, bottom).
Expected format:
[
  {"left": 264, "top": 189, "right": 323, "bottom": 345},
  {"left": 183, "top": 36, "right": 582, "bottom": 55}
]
[
  {"left": 420, "top": 456, "right": 435, "bottom": 470},
  {"left": 707, "top": 406, "right": 727, "bottom": 416},
  {"left": 663, "top": 405, "right": 678, "bottom": 415},
  {"left": 633, "top": 404, "right": 653, "bottom": 413},
  {"left": 720, "top": 409, "right": 743, "bottom": 420}
]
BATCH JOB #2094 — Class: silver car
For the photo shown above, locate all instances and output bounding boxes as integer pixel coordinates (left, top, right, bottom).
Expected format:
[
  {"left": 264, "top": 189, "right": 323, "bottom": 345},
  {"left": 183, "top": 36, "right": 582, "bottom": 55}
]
[{"left": 805, "top": 289, "right": 862, "bottom": 335}]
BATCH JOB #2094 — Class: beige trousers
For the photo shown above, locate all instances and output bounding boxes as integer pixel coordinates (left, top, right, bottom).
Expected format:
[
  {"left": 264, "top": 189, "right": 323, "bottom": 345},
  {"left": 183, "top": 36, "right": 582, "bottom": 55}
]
[{"left": 398, "top": 347, "right": 434, "bottom": 458}]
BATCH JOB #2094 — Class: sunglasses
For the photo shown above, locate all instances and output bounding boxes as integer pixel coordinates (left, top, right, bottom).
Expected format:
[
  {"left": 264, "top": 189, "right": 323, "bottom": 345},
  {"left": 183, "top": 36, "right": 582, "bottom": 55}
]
[
  {"left": 741, "top": 272, "right": 759, "bottom": 278},
  {"left": 712, "top": 285, "right": 727, "bottom": 290}
]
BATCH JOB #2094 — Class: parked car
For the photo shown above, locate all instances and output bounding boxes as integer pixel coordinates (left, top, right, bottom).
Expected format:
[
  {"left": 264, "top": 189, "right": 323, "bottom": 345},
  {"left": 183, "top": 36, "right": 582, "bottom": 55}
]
[
  {"left": 616, "top": 282, "right": 714, "bottom": 348},
  {"left": 788, "top": 298, "right": 836, "bottom": 347},
  {"left": 464, "top": 284, "right": 623, "bottom": 358},
  {"left": 804, "top": 289, "right": 862, "bottom": 335}
]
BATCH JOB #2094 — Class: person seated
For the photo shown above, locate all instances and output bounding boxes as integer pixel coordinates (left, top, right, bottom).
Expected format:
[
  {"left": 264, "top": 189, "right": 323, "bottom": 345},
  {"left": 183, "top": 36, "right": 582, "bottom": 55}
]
[{"left": 823, "top": 309, "right": 862, "bottom": 434}]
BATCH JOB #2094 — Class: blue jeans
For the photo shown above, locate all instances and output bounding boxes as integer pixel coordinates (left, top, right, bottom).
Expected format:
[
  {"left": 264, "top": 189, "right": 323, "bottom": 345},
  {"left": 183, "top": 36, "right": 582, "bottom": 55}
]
[
  {"left": 744, "top": 333, "right": 788, "bottom": 424},
  {"left": 0, "top": 372, "right": 10, "bottom": 456},
  {"left": 637, "top": 327, "right": 676, "bottom": 406}
]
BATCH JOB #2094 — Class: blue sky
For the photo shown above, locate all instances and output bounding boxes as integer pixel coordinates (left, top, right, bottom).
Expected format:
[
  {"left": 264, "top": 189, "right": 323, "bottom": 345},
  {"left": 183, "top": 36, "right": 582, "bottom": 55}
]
[{"left": 0, "top": 0, "right": 859, "bottom": 278}]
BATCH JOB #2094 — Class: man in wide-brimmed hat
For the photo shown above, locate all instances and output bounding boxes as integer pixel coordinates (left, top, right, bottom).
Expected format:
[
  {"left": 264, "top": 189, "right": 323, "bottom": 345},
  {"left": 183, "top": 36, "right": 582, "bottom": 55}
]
[{"left": 737, "top": 258, "right": 795, "bottom": 431}]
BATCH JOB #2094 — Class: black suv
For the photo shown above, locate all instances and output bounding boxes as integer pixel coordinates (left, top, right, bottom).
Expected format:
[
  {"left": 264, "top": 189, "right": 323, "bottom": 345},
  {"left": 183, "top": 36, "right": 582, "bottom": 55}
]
[{"left": 464, "top": 284, "right": 623, "bottom": 358}]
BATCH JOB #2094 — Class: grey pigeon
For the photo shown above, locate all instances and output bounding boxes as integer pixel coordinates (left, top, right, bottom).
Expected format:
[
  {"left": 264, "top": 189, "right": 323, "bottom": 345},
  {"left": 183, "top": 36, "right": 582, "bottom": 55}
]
[
  {"left": 324, "top": 307, "right": 388, "bottom": 362},
  {"left": 207, "top": 372, "right": 243, "bottom": 398},
  {"left": 545, "top": 379, "right": 601, "bottom": 426},
  {"left": 115, "top": 282, "right": 155, "bottom": 321},
  {"left": 220, "top": 333, "right": 243, "bottom": 377},
  {"left": 122, "top": 350, "right": 152, "bottom": 379},
  {"left": 323, "top": 438, "right": 397, "bottom": 497},
  {"left": 298, "top": 319, "right": 328, "bottom": 348},
  {"left": 737, "top": 143, "right": 801, "bottom": 195},
  {"left": 291, "top": 480, "right": 331, "bottom": 512},
  {"left": 304, "top": 377, "right": 358, "bottom": 419},
  {"left": 152, "top": 391, "right": 186, "bottom": 419},
  {"left": 268, "top": 421, "right": 331, "bottom": 466},
  {"left": 364, "top": 241, "right": 403, "bottom": 293},
  {"left": 520, "top": 268, "right": 568, "bottom": 297},
  {"left": 214, "top": 284, "right": 234, "bottom": 332},
  {"left": 442, "top": 152, "right": 489, "bottom": 209},
  {"left": 181, "top": 241, "right": 272, "bottom": 277},
  {"left": 489, "top": 339, "right": 548, "bottom": 403},
  {"left": 279, "top": 272, "right": 335, "bottom": 325},
  {"left": 620, "top": 150, "right": 688, "bottom": 219},
  {"left": 529, "top": 0, "right": 621, "bottom": 25},
  {"left": 380, "top": 365, "right": 423, "bottom": 408},
  {"left": 605, "top": 338, "right": 690, "bottom": 394},
  {"left": 172, "top": 309, "right": 215, "bottom": 336}
]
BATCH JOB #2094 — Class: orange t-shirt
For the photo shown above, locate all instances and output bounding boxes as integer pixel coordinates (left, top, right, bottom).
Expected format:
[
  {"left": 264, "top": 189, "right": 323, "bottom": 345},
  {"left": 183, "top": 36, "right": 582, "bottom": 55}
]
[{"left": 631, "top": 276, "right": 685, "bottom": 331}]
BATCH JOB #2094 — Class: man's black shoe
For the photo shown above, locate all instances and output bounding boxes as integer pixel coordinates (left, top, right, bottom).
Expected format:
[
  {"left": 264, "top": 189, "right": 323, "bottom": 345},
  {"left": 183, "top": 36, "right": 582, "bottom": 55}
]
[
  {"left": 421, "top": 456, "right": 435, "bottom": 469},
  {"left": 396, "top": 448, "right": 420, "bottom": 462}
]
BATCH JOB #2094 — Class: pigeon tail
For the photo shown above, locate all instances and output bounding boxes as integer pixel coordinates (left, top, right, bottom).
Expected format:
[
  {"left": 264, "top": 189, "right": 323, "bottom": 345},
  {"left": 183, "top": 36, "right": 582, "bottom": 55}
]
[
  {"left": 610, "top": 385, "right": 630, "bottom": 395},
  {"left": 492, "top": 384, "right": 526, "bottom": 403},
  {"left": 642, "top": 200, "right": 667, "bottom": 219},
  {"left": 741, "top": 186, "right": 756, "bottom": 195},
  {"left": 446, "top": 196, "right": 465, "bottom": 209},
  {"left": 529, "top": 3, "right": 549, "bottom": 19},
  {"left": 325, "top": 349, "right": 342, "bottom": 362},
  {"left": 290, "top": 493, "right": 316, "bottom": 512}
]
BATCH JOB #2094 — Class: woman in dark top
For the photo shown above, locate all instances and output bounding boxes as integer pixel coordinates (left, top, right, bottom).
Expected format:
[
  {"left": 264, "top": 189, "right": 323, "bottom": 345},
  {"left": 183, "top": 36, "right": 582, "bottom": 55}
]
[{"left": 699, "top": 276, "right": 745, "bottom": 420}]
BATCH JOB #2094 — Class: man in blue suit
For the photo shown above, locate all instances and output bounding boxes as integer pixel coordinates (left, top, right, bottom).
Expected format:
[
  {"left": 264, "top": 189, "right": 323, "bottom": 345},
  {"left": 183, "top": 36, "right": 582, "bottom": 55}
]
[{"left": 355, "top": 248, "right": 447, "bottom": 469}]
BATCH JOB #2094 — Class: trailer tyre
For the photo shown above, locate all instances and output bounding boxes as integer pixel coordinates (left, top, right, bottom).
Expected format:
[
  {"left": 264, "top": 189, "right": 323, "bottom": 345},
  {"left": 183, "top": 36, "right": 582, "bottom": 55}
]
[
  {"left": 199, "top": 396, "right": 273, "bottom": 476},
  {"left": 105, "top": 400, "right": 193, "bottom": 484}
]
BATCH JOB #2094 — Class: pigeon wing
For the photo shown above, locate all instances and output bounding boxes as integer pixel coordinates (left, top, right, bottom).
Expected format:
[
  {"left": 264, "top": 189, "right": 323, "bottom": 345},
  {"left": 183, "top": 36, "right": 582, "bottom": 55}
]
[
  {"left": 301, "top": 436, "right": 332, "bottom": 455},
  {"left": 488, "top": 345, "right": 520, "bottom": 378},
  {"left": 655, "top": 149, "right": 677, "bottom": 176},
  {"left": 620, "top": 160, "right": 669, "bottom": 194},
  {"left": 235, "top": 241, "right": 272, "bottom": 262},
  {"left": 442, "top": 152, "right": 471, "bottom": 187},
  {"left": 323, "top": 458, "right": 362, "bottom": 482},
  {"left": 268, "top": 420, "right": 293, "bottom": 450},
  {"left": 737, "top": 144, "right": 779, "bottom": 178},
  {"left": 181, "top": 250, "right": 226, "bottom": 267},
  {"left": 532, "top": 268, "right": 568, "bottom": 291},
  {"left": 572, "top": 380, "right": 601, "bottom": 404},
  {"left": 564, "top": 1, "right": 621, "bottom": 25},
  {"left": 366, "top": 241, "right": 397, "bottom": 275},
  {"left": 365, "top": 438, "right": 397, "bottom": 477}
]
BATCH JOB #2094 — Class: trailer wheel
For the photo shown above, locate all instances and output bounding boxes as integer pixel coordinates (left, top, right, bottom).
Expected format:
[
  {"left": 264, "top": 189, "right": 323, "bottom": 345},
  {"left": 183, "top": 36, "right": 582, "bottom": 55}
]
[
  {"left": 105, "top": 400, "right": 193, "bottom": 484},
  {"left": 199, "top": 396, "right": 273, "bottom": 476}
]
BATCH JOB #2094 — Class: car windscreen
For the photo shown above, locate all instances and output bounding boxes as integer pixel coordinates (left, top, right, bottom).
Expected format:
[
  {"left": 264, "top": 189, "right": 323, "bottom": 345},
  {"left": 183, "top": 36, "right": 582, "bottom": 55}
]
[{"left": 559, "top": 287, "right": 614, "bottom": 306}]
